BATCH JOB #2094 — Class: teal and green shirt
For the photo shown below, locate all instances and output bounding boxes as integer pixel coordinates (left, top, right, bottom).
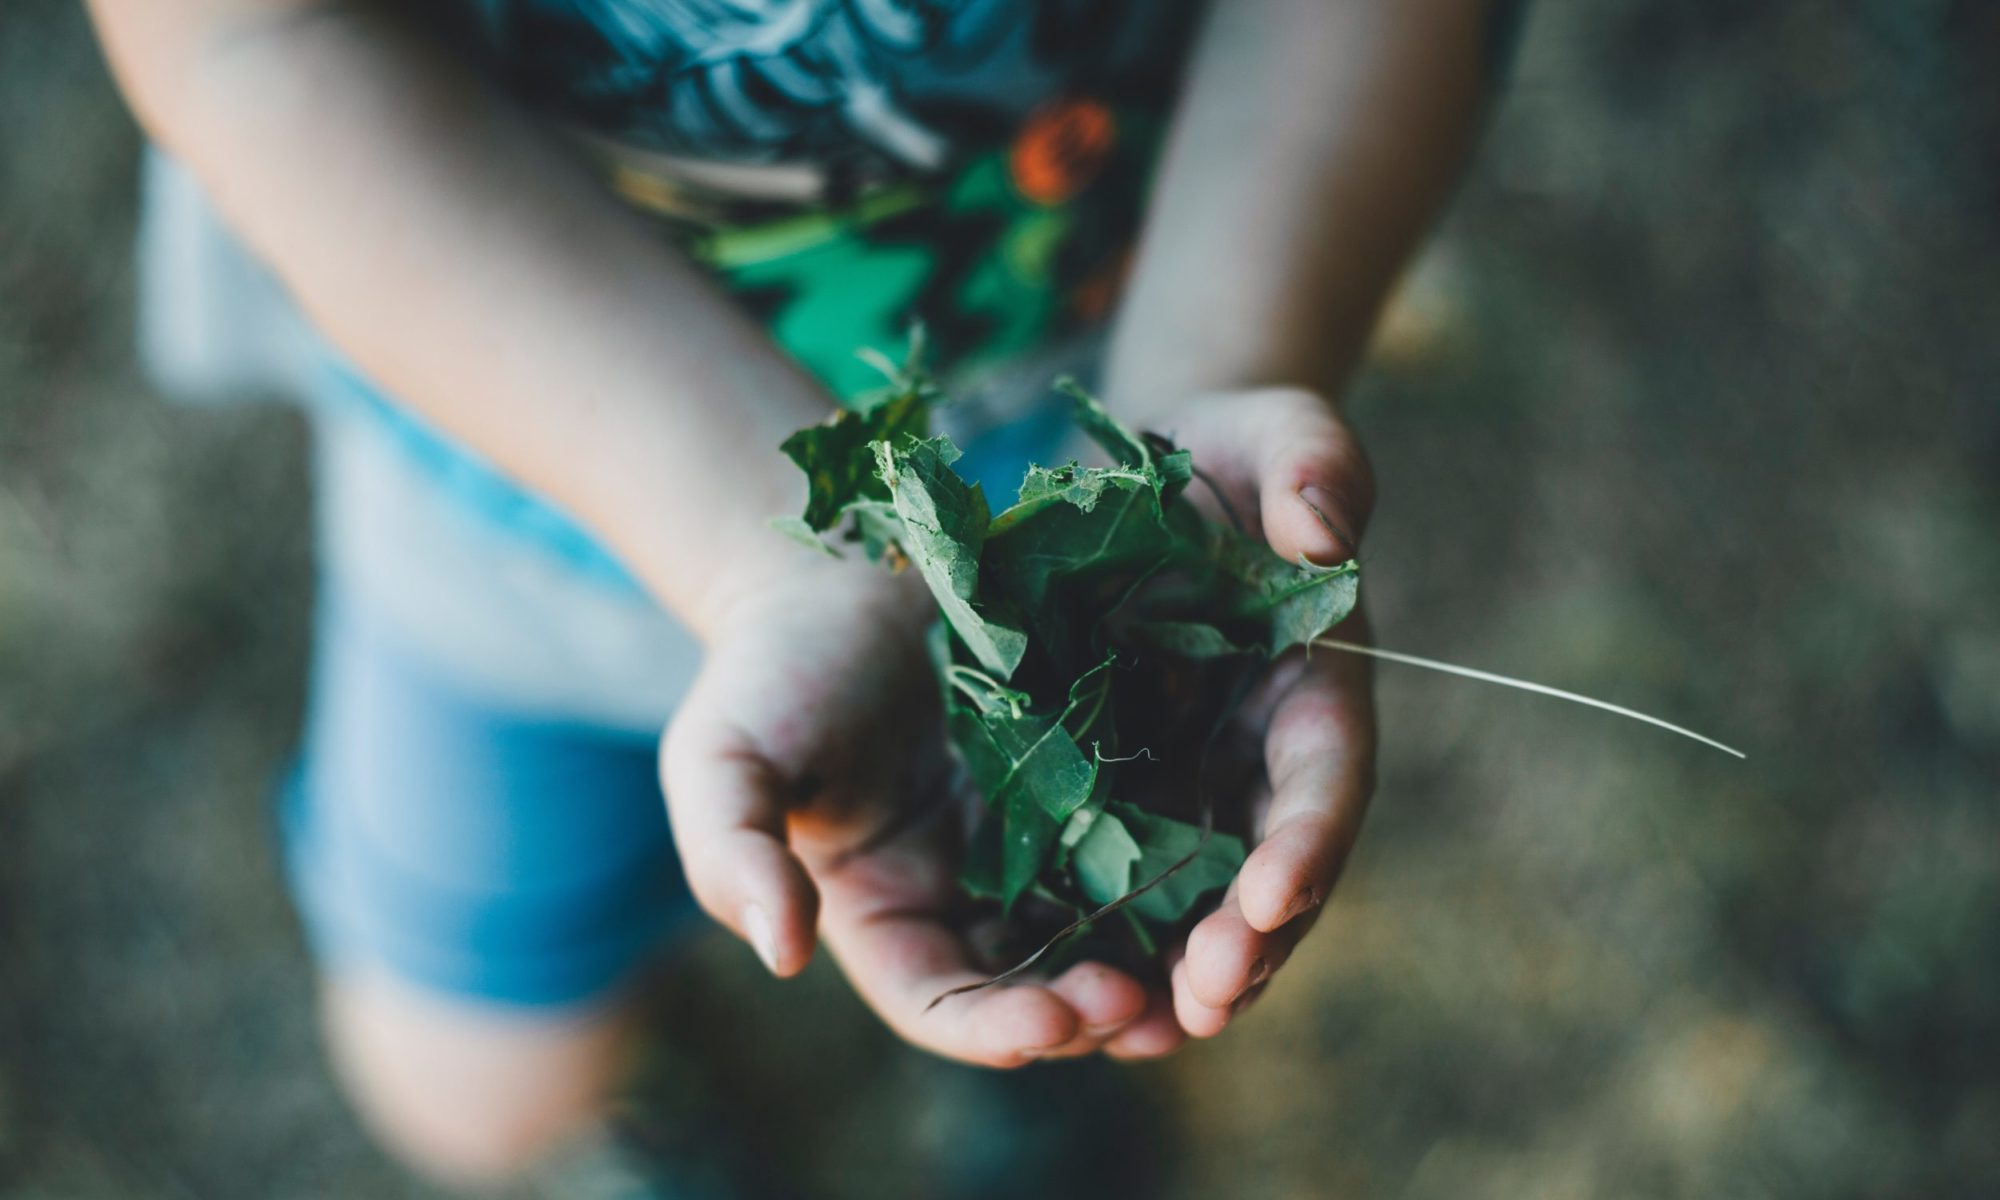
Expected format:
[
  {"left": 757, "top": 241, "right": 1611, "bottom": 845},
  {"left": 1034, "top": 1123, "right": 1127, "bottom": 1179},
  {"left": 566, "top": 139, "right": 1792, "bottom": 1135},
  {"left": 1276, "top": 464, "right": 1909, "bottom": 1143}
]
[{"left": 429, "top": 0, "right": 1205, "bottom": 393}]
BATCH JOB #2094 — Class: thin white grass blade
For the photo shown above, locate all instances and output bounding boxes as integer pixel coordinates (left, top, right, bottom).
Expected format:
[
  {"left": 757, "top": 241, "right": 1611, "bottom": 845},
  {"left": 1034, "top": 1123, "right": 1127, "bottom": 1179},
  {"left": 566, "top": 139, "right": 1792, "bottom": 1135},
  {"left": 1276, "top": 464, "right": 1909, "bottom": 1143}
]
[
  {"left": 1313, "top": 638, "right": 1747, "bottom": 760},
  {"left": 854, "top": 345, "right": 902, "bottom": 382}
]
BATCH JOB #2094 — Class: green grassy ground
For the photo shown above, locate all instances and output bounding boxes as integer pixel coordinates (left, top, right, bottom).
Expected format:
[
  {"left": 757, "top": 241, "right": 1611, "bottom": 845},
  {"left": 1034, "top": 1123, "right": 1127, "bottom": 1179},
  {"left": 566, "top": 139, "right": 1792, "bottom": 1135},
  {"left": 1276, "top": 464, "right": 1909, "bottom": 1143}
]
[{"left": 4, "top": 2, "right": 1996, "bottom": 1197}]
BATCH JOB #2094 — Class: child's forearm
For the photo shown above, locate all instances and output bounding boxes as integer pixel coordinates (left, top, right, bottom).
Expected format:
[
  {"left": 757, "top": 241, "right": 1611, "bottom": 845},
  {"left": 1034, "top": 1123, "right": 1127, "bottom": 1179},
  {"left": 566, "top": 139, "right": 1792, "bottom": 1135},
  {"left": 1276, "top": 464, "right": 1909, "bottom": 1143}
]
[
  {"left": 89, "top": 0, "right": 832, "bottom": 634},
  {"left": 1105, "top": 0, "right": 1494, "bottom": 414}
]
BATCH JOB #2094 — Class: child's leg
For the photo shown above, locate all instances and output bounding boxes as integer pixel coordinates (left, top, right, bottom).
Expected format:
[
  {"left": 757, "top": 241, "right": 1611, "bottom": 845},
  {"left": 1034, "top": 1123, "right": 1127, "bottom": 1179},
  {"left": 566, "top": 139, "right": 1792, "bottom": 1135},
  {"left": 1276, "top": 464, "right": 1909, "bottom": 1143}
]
[
  {"left": 284, "top": 401, "right": 704, "bottom": 1185},
  {"left": 320, "top": 965, "right": 638, "bottom": 1185},
  {"left": 286, "top": 578, "right": 688, "bottom": 1182}
]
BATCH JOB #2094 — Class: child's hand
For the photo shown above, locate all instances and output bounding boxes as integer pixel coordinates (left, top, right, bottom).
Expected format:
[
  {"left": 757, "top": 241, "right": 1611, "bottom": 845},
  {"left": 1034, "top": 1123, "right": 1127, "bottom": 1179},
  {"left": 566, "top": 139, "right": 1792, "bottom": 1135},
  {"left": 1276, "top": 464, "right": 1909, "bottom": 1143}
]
[
  {"left": 662, "top": 557, "right": 1155, "bottom": 1067},
  {"left": 1133, "top": 387, "right": 1380, "bottom": 1043}
]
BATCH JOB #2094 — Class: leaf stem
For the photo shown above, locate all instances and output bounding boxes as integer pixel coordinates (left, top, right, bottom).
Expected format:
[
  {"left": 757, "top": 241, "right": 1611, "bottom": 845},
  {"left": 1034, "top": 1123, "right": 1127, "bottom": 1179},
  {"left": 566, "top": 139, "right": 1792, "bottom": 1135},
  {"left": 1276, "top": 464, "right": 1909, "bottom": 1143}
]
[
  {"left": 945, "top": 665, "right": 1024, "bottom": 717},
  {"left": 1312, "top": 638, "right": 1747, "bottom": 759}
]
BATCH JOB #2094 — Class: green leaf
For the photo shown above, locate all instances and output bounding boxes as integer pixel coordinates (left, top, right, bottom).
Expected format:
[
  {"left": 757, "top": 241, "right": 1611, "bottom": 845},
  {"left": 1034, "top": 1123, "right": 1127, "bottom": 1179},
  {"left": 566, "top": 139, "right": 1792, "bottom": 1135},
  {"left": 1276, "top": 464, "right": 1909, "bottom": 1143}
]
[
  {"left": 1111, "top": 802, "right": 1246, "bottom": 924},
  {"left": 979, "top": 387, "right": 1193, "bottom": 652},
  {"left": 985, "top": 466, "right": 1176, "bottom": 617},
  {"left": 875, "top": 437, "right": 1029, "bottom": 678},
  {"left": 1216, "top": 530, "right": 1362, "bottom": 655},
  {"left": 1007, "top": 462, "right": 1154, "bottom": 518},
  {"left": 1067, "top": 808, "right": 1144, "bottom": 907},
  {"left": 986, "top": 711, "right": 1099, "bottom": 823},
  {"left": 1053, "top": 381, "right": 1194, "bottom": 506},
  {"left": 1155, "top": 449, "right": 1195, "bottom": 506},
  {"left": 779, "top": 387, "right": 928, "bottom": 532},
  {"left": 958, "top": 806, "right": 1006, "bottom": 902},
  {"left": 1057, "top": 378, "right": 1151, "bottom": 469},
  {"left": 943, "top": 656, "right": 1120, "bottom": 911},
  {"left": 1059, "top": 805, "right": 1101, "bottom": 850},
  {"left": 948, "top": 700, "right": 1099, "bottom": 910}
]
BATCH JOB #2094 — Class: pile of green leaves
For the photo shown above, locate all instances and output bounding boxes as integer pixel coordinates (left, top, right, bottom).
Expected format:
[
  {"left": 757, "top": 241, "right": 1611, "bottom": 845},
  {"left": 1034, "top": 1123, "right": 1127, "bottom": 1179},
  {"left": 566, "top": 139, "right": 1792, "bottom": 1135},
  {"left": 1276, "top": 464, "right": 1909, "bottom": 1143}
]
[{"left": 777, "top": 355, "right": 1359, "bottom": 978}]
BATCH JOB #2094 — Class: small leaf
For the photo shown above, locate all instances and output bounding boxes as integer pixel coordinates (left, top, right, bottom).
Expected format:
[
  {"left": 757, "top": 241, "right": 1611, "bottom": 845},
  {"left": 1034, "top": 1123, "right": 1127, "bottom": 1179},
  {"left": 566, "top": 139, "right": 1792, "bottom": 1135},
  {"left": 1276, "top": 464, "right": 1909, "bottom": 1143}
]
[
  {"left": 1112, "top": 803, "right": 1246, "bottom": 924},
  {"left": 958, "top": 806, "right": 1006, "bottom": 901},
  {"left": 1059, "top": 806, "right": 1101, "bottom": 850},
  {"left": 949, "top": 701, "right": 1099, "bottom": 910},
  {"left": 1155, "top": 448, "right": 1194, "bottom": 502},
  {"left": 1069, "top": 808, "right": 1144, "bottom": 907},
  {"left": 1003, "top": 462, "right": 1153, "bottom": 521},
  {"left": 779, "top": 387, "right": 927, "bottom": 532},
  {"left": 1053, "top": 382, "right": 1193, "bottom": 506},
  {"left": 1056, "top": 378, "right": 1151, "bottom": 468},
  {"left": 984, "top": 466, "right": 1177, "bottom": 618},
  {"left": 876, "top": 437, "right": 1029, "bottom": 679},
  {"left": 1216, "top": 530, "right": 1361, "bottom": 655}
]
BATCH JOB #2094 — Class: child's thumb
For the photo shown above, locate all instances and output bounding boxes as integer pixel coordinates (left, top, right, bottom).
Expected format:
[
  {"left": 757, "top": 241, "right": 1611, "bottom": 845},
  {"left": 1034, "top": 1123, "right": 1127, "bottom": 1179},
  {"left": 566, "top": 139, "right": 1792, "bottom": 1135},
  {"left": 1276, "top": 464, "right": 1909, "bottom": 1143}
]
[
  {"left": 1248, "top": 388, "right": 1375, "bottom": 567},
  {"left": 660, "top": 717, "right": 820, "bottom": 978}
]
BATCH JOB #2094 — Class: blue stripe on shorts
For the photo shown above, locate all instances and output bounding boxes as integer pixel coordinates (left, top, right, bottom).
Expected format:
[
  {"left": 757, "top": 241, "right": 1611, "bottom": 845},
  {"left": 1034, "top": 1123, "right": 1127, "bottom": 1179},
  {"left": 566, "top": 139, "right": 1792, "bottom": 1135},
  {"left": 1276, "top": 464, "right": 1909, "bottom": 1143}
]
[{"left": 282, "top": 579, "right": 697, "bottom": 1008}]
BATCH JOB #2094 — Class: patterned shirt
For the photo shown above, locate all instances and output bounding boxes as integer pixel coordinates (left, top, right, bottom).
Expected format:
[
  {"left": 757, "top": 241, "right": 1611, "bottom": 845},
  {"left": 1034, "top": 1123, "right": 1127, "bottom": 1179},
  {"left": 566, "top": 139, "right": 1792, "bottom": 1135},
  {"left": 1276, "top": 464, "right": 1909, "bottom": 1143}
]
[{"left": 437, "top": 0, "right": 1200, "bottom": 186}]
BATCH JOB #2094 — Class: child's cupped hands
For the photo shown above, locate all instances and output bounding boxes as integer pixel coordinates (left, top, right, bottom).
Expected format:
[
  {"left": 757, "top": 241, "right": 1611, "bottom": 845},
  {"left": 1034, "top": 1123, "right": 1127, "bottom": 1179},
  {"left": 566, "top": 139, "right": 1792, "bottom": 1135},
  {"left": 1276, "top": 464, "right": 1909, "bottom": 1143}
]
[{"left": 661, "top": 385, "right": 1376, "bottom": 1063}]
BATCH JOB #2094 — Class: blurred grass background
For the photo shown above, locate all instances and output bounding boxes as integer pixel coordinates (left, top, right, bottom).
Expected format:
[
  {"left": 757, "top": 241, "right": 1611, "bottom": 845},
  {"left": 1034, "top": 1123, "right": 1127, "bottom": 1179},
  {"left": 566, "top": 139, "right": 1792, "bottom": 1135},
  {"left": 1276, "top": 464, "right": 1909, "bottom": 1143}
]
[{"left": 3, "top": 1, "right": 1997, "bottom": 1197}]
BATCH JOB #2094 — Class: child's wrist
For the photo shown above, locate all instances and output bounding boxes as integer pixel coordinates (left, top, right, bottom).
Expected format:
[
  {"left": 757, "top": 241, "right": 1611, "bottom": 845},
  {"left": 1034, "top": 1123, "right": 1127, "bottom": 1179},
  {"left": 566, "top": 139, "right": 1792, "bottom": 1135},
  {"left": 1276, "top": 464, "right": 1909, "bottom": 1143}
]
[
  {"left": 1103, "top": 380, "right": 1335, "bottom": 436},
  {"left": 682, "top": 532, "right": 934, "bottom": 645},
  {"left": 672, "top": 528, "right": 810, "bottom": 641}
]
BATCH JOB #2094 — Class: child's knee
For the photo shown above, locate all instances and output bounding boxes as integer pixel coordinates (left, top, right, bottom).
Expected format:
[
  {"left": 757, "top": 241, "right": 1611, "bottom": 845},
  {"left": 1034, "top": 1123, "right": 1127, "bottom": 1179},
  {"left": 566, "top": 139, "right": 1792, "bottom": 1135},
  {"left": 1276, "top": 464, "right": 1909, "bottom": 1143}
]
[{"left": 319, "top": 968, "right": 637, "bottom": 1187}]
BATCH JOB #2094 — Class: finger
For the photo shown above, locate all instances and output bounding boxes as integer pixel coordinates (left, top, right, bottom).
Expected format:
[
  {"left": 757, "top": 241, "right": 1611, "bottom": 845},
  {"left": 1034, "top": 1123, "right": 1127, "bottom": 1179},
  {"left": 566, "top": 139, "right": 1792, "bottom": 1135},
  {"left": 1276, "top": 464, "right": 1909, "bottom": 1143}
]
[
  {"left": 822, "top": 916, "right": 1080, "bottom": 1067},
  {"left": 1031, "top": 962, "right": 1153, "bottom": 1059},
  {"left": 1244, "top": 388, "right": 1375, "bottom": 566},
  {"left": 659, "top": 712, "right": 819, "bottom": 979},
  {"left": 1182, "top": 880, "right": 1266, "bottom": 1010},
  {"left": 1171, "top": 955, "right": 1232, "bottom": 1039},
  {"left": 812, "top": 845, "right": 1084, "bottom": 1068},
  {"left": 1237, "top": 633, "right": 1378, "bottom": 935},
  {"left": 1182, "top": 877, "right": 1321, "bottom": 1010},
  {"left": 1104, "top": 987, "right": 1189, "bottom": 1060}
]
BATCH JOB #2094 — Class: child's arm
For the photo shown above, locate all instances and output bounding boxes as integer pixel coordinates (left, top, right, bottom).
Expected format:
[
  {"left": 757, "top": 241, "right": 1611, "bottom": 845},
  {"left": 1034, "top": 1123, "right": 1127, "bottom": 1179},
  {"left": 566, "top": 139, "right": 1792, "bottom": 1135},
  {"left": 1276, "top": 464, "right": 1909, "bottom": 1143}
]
[
  {"left": 87, "top": 0, "right": 826, "bottom": 635},
  {"left": 89, "top": 0, "right": 1147, "bottom": 1065},
  {"left": 1097, "top": 0, "right": 1497, "bottom": 1050},
  {"left": 1108, "top": 0, "right": 1492, "bottom": 419}
]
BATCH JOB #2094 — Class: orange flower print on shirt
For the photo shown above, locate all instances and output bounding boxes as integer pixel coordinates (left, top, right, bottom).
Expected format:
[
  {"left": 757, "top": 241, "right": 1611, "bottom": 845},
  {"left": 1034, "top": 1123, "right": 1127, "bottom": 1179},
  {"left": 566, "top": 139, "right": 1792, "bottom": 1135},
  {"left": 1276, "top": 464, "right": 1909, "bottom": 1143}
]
[{"left": 1009, "top": 98, "right": 1117, "bottom": 206}]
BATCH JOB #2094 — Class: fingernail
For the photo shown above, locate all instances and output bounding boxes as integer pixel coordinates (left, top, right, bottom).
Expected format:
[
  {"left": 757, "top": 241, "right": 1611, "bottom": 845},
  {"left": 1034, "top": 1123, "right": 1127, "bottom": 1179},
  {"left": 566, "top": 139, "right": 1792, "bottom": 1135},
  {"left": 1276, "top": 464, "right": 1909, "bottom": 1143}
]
[
  {"left": 743, "top": 903, "right": 779, "bottom": 974},
  {"left": 1275, "top": 885, "right": 1321, "bottom": 928},
  {"left": 1297, "top": 487, "right": 1357, "bottom": 564}
]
